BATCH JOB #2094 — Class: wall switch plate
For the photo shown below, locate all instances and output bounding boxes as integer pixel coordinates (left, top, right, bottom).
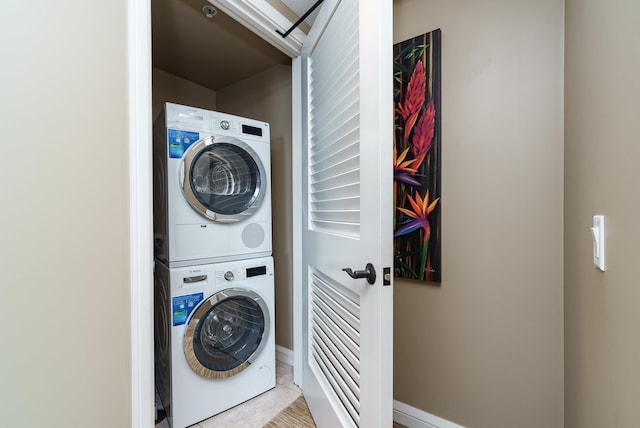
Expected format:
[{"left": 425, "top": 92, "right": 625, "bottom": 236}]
[{"left": 591, "top": 215, "right": 605, "bottom": 271}]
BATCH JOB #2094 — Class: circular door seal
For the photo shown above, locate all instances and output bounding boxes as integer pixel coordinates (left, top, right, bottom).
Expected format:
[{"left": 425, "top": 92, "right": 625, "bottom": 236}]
[
  {"left": 183, "top": 288, "right": 270, "bottom": 379},
  {"left": 181, "top": 136, "right": 267, "bottom": 222}
]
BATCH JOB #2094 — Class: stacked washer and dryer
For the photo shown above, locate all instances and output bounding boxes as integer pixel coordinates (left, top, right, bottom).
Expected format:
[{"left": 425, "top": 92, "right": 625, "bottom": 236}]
[{"left": 153, "top": 102, "right": 276, "bottom": 428}]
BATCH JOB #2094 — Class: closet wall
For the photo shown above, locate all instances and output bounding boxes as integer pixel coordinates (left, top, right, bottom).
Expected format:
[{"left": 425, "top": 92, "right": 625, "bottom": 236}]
[{"left": 152, "top": 68, "right": 218, "bottom": 121}]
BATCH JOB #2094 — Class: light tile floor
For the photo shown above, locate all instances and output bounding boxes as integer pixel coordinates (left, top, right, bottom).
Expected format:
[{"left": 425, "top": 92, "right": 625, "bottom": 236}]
[
  {"left": 156, "top": 361, "right": 407, "bottom": 427},
  {"left": 156, "top": 360, "right": 301, "bottom": 428}
]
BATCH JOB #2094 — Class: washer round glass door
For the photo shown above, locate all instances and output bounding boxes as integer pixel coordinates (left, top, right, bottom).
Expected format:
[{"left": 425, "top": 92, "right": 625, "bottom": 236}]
[
  {"left": 183, "top": 288, "right": 270, "bottom": 379},
  {"left": 182, "top": 135, "right": 266, "bottom": 222}
]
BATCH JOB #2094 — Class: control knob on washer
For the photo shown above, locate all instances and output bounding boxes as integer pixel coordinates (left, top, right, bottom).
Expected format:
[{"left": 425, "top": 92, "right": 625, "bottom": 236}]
[{"left": 223, "top": 271, "right": 234, "bottom": 281}]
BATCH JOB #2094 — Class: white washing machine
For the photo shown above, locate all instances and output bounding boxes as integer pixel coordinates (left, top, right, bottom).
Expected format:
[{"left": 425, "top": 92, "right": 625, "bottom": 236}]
[
  {"left": 154, "top": 257, "right": 276, "bottom": 428},
  {"left": 154, "top": 102, "right": 272, "bottom": 267}
]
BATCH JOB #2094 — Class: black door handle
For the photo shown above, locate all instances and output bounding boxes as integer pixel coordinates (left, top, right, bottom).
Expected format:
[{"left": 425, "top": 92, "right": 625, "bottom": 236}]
[{"left": 342, "top": 263, "right": 376, "bottom": 285}]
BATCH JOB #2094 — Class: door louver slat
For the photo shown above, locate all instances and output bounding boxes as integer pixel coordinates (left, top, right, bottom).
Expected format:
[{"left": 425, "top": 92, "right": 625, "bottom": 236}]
[
  {"left": 311, "top": 196, "right": 359, "bottom": 212},
  {"left": 308, "top": 0, "right": 360, "bottom": 238},
  {"left": 310, "top": 269, "right": 361, "bottom": 427},
  {"left": 312, "top": 277, "right": 360, "bottom": 332},
  {"left": 311, "top": 182, "right": 359, "bottom": 201},
  {"left": 312, "top": 298, "right": 360, "bottom": 353},
  {"left": 309, "top": 78, "right": 359, "bottom": 127},
  {"left": 311, "top": 169, "right": 359, "bottom": 193},
  {"left": 311, "top": 321, "right": 360, "bottom": 385},
  {"left": 308, "top": 220, "right": 359, "bottom": 236},
  {"left": 311, "top": 308, "right": 360, "bottom": 372},
  {"left": 307, "top": 9, "right": 357, "bottom": 95},
  {"left": 310, "top": 115, "right": 359, "bottom": 164},
  {"left": 310, "top": 210, "right": 359, "bottom": 223},
  {"left": 311, "top": 335, "right": 360, "bottom": 413},
  {"left": 311, "top": 136, "right": 359, "bottom": 173},
  {"left": 312, "top": 347, "right": 360, "bottom": 427},
  {"left": 311, "top": 154, "right": 358, "bottom": 182}
]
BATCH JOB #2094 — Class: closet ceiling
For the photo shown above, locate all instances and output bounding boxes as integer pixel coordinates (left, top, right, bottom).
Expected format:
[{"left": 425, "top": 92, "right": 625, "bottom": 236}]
[{"left": 152, "top": 0, "right": 318, "bottom": 91}]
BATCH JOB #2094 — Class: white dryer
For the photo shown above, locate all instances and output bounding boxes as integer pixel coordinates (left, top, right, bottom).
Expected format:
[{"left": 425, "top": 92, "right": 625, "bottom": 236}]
[
  {"left": 154, "top": 257, "right": 276, "bottom": 428},
  {"left": 154, "top": 102, "right": 272, "bottom": 267}
]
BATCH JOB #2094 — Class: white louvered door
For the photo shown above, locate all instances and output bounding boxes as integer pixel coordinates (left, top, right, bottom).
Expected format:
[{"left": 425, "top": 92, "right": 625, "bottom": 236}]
[{"left": 298, "top": 0, "right": 393, "bottom": 427}]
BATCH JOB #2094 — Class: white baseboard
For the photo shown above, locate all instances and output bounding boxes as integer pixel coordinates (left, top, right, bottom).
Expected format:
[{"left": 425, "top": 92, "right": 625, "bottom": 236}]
[
  {"left": 393, "top": 400, "right": 465, "bottom": 428},
  {"left": 275, "top": 345, "right": 294, "bottom": 366}
]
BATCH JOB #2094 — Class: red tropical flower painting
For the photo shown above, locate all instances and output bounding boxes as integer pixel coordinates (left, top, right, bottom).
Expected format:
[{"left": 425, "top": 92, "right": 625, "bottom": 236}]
[{"left": 394, "top": 30, "right": 441, "bottom": 282}]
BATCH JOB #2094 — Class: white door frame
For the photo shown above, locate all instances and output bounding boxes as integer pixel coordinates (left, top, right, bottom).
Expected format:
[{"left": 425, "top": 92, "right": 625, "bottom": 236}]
[
  {"left": 127, "top": 1, "right": 308, "bottom": 426},
  {"left": 210, "top": 0, "right": 307, "bottom": 57},
  {"left": 291, "top": 55, "right": 304, "bottom": 386},
  {"left": 127, "top": 0, "right": 154, "bottom": 426}
]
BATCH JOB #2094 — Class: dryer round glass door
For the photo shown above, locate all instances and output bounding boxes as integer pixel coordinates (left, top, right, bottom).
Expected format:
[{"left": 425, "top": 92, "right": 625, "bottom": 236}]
[
  {"left": 183, "top": 288, "right": 270, "bottom": 379},
  {"left": 181, "top": 135, "right": 266, "bottom": 222}
]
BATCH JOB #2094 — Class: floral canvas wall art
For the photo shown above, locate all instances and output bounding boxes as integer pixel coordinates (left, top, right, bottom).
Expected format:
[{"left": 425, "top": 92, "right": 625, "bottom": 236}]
[{"left": 393, "top": 29, "right": 441, "bottom": 282}]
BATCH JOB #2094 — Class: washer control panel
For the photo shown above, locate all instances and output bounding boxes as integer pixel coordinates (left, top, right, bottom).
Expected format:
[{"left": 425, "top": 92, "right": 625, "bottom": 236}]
[
  {"left": 215, "top": 261, "right": 271, "bottom": 285},
  {"left": 211, "top": 115, "right": 266, "bottom": 138}
]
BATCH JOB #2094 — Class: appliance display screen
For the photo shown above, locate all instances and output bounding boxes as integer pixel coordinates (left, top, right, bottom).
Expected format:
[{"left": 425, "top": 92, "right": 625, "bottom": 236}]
[
  {"left": 242, "top": 124, "right": 263, "bottom": 137},
  {"left": 246, "top": 266, "right": 267, "bottom": 277}
]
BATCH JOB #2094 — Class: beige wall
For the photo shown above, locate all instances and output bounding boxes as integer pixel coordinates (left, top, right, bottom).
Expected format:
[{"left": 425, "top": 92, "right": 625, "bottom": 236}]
[
  {"left": 152, "top": 67, "right": 217, "bottom": 122},
  {"left": 393, "top": 1, "right": 564, "bottom": 427},
  {"left": 216, "top": 64, "right": 294, "bottom": 350},
  {"left": 564, "top": 0, "right": 640, "bottom": 426},
  {"left": 0, "top": 1, "right": 132, "bottom": 427}
]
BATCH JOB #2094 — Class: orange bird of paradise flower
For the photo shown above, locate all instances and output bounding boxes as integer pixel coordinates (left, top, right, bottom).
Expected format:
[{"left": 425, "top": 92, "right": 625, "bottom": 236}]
[
  {"left": 394, "top": 190, "right": 440, "bottom": 244},
  {"left": 393, "top": 146, "right": 420, "bottom": 186}
]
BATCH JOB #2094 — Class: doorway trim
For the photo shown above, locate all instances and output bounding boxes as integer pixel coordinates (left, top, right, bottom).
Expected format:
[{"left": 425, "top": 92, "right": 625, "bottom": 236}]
[
  {"left": 291, "top": 56, "right": 303, "bottom": 387},
  {"left": 128, "top": 1, "right": 306, "bottom": 426},
  {"left": 128, "top": 0, "right": 154, "bottom": 426},
  {"left": 211, "top": 0, "right": 305, "bottom": 57}
]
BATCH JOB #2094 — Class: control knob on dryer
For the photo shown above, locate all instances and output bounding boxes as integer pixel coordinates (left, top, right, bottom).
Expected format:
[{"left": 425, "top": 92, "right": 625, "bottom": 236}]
[{"left": 224, "top": 271, "right": 234, "bottom": 281}]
